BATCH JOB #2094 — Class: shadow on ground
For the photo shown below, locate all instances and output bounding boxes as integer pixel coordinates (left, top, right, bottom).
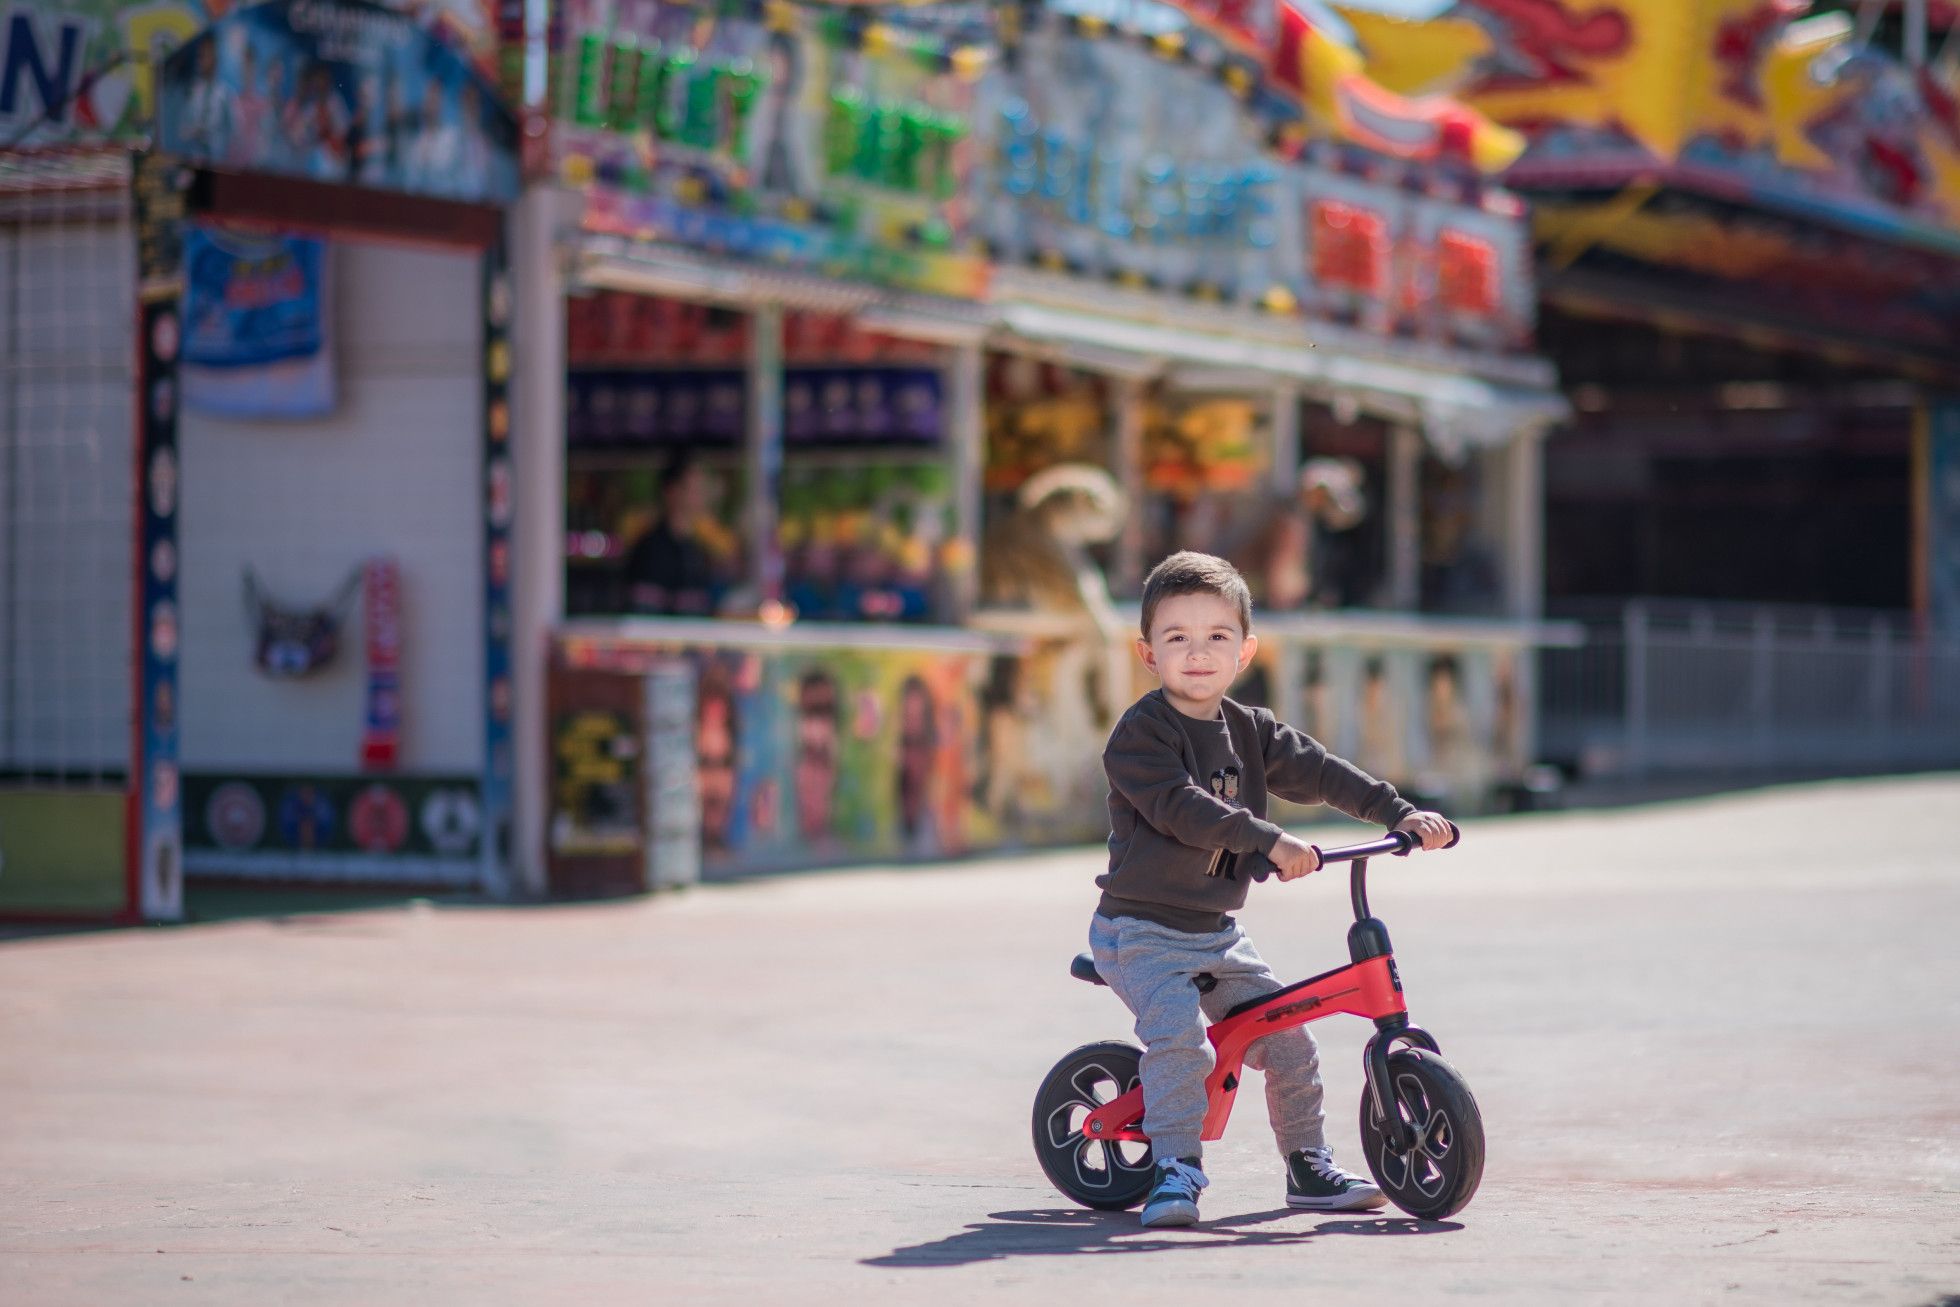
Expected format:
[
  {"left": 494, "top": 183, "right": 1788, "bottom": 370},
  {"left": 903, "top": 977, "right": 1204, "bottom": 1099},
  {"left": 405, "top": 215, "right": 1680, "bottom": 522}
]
[{"left": 864, "top": 1208, "right": 1461, "bottom": 1267}]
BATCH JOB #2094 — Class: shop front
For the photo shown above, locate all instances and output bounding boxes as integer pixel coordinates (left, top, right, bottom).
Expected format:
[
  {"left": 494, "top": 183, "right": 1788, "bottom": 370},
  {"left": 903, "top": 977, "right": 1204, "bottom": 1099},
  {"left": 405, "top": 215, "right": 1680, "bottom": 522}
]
[
  {"left": 137, "top": 0, "right": 523, "bottom": 913},
  {"left": 534, "top": 2, "right": 1568, "bottom": 891}
]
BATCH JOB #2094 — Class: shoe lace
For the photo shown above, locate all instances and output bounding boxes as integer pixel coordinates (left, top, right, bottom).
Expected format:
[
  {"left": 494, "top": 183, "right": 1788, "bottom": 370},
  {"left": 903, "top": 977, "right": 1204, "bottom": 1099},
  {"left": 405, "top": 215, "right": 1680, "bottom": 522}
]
[
  {"left": 1300, "top": 1148, "right": 1362, "bottom": 1186},
  {"left": 1153, "top": 1158, "right": 1209, "bottom": 1201}
]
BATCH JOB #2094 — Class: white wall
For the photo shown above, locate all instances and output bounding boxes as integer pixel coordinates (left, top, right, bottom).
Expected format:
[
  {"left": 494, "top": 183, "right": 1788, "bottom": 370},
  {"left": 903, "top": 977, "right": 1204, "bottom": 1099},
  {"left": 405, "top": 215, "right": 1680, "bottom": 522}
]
[
  {"left": 0, "top": 218, "right": 136, "bottom": 777},
  {"left": 179, "top": 240, "right": 483, "bottom": 775}
]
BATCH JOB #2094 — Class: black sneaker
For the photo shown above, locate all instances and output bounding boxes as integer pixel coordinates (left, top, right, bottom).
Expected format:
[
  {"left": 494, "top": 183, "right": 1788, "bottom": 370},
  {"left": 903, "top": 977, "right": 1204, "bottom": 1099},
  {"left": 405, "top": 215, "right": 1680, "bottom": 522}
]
[
  {"left": 1286, "top": 1146, "right": 1386, "bottom": 1211},
  {"left": 1139, "top": 1156, "right": 1208, "bottom": 1227}
]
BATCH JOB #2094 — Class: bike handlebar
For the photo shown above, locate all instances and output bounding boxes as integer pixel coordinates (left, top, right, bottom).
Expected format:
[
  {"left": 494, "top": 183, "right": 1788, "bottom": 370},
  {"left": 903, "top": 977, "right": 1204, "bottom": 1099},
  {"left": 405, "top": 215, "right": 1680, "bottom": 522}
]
[{"left": 1245, "top": 821, "right": 1460, "bottom": 882}]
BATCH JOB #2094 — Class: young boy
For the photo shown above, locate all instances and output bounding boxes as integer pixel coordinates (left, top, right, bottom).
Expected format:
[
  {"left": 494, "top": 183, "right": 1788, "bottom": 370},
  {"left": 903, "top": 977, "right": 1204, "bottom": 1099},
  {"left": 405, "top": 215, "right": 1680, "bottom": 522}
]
[{"left": 1094, "top": 551, "right": 1453, "bottom": 1227}]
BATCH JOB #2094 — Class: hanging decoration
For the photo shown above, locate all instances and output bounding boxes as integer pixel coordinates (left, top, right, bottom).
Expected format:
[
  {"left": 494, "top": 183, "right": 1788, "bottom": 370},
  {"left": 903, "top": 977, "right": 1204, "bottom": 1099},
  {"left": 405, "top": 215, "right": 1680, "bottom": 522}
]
[
  {"left": 360, "top": 557, "right": 404, "bottom": 770},
  {"left": 243, "top": 566, "right": 363, "bottom": 679}
]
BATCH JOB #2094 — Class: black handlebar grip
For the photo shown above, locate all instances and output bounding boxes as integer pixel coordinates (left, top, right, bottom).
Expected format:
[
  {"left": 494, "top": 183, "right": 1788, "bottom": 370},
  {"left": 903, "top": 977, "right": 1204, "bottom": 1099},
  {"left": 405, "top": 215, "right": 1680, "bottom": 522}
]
[{"left": 1391, "top": 821, "right": 1464, "bottom": 855}]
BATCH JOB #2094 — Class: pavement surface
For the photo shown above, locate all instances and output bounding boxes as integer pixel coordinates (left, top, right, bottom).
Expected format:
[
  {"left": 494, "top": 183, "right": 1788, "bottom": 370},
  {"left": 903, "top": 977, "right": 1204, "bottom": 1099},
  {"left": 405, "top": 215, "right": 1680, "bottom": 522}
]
[{"left": 3, "top": 775, "right": 1958, "bottom": 1306}]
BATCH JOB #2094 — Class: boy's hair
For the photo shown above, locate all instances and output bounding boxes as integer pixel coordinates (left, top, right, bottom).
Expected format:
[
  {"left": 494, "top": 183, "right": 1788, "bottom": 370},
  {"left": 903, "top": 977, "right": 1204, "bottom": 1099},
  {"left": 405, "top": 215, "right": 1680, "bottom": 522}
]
[{"left": 1139, "top": 551, "right": 1253, "bottom": 638}]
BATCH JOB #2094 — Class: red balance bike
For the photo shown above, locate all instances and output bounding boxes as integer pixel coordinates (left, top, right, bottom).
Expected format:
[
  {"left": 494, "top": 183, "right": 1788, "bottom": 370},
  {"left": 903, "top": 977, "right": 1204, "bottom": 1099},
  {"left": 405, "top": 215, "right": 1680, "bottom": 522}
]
[{"left": 1034, "top": 825, "right": 1483, "bottom": 1220}]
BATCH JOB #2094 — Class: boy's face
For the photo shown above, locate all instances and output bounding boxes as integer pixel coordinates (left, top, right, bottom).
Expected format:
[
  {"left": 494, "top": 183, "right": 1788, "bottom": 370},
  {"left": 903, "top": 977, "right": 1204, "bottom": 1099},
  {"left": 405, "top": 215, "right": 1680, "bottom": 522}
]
[{"left": 1137, "top": 591, "right": 1257, "bottom": 718}]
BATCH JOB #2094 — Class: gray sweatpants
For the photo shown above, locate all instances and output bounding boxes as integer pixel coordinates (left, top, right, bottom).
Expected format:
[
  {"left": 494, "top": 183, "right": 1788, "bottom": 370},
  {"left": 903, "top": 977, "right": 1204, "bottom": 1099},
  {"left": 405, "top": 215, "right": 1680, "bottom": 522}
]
[{"left": 1089, "top": 912, "right": 1326, "bottom": 1164}]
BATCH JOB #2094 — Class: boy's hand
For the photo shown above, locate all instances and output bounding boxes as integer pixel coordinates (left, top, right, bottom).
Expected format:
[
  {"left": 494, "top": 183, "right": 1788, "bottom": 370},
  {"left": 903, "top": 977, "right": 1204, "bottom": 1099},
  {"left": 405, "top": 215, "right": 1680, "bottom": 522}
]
[
  {"left": 1395, "top": 810, "right": 1455, "bottom": 851},
  {"left": 1270, "top": 833, "right": 1322, "bottom": 881}
]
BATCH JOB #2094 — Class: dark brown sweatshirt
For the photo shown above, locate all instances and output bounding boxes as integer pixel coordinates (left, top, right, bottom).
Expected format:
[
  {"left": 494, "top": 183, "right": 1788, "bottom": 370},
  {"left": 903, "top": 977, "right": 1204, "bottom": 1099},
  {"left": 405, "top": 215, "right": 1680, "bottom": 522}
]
[{"left": 1097, "top": 689, "right": 1415, "bottom": 933}]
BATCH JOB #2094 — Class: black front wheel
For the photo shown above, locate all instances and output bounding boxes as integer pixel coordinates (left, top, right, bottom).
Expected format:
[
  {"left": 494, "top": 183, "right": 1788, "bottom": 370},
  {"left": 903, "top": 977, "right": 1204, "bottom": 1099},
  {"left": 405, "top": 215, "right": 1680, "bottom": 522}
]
[
  {"left": 1359, "top": 1047, "right": 1485, "bottom": 1220},
  {"left": 1031, "top": 1041, "right": 1155, "bottom": 1210}
]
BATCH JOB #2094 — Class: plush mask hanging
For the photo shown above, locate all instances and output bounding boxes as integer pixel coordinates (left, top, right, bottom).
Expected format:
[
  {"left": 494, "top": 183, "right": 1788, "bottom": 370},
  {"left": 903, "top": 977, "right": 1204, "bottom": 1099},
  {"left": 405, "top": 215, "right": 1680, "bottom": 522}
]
[{"left": 244, "top": 566, "right": 362, "bottom": 678}]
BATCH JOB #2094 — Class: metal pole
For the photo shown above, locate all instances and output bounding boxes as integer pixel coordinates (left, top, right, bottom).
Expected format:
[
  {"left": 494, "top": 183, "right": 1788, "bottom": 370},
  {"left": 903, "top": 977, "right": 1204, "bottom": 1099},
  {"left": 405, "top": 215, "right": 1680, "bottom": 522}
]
[
  {"left": 1505, "top": 429, "right": 1544, "bottom": 621},
  {"left": 1751, "top": 608, "right": 1775, "bottom": 771},
  {"left": 507, "top": 184, "right": 569, "bottom": 901},
  {"left": 949, "top": 341, "right": 984, "bottom": 622},
  {"left": 1387, "top": 422, "right": 1421, "bottom": 610},
  {"left": 747, "top": 302, "right": 785, "bottom": 609},
  {"left": 1113, "top": 374, "right": 1146, "bottom": 595},
  {"left": 1624, "top": 600, "right": 1649, "bottom": 779},
  {"left": 1269, "top": 383, "right": 1299, "bottom": 495}
]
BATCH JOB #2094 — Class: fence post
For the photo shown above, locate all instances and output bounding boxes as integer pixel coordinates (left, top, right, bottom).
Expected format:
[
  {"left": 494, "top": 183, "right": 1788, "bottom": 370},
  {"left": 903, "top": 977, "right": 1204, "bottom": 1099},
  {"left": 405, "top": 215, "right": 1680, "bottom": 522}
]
[
  {"left": 1751, "top": 609, "right": 1775, "bottom": 770},
  {"left": 1624, "top": 601, "right": 1649, "bottom": 778},
  {"left": 1869, "top": 621, "right": 1894, "bottom": 765}
]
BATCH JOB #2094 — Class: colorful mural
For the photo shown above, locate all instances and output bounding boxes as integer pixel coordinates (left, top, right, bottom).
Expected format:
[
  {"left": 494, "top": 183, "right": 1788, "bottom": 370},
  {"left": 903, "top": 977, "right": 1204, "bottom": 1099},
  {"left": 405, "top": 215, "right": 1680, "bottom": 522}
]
[
  {"left": 1334, "top": 0, "right": 1960, "bottom": 236},
  {"left": 551, "top": 634, "right": 1111, "bottom": 878},
  {"left": 0, "top": 0, "right": 506, "bottom": 150},
  {"left": 158, "top": 0, "right": 520, "bottom": 203}
]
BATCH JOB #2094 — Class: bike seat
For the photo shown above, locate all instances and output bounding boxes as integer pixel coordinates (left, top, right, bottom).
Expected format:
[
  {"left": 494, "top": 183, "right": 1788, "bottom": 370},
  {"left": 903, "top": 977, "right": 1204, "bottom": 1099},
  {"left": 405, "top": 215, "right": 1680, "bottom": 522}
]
[{"left": 1070, "top": 951, "right": 1217, "bottom": 993}]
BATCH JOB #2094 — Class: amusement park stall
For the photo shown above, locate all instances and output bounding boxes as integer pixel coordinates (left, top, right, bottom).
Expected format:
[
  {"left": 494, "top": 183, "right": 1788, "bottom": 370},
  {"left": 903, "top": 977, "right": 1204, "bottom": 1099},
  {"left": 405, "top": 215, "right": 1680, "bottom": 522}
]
[
  {"left": 533, "top": 0, "right": 1571, "bottom": 892},
  {"left": 0, "top": 0, "right": 526, "bottom": 920}
]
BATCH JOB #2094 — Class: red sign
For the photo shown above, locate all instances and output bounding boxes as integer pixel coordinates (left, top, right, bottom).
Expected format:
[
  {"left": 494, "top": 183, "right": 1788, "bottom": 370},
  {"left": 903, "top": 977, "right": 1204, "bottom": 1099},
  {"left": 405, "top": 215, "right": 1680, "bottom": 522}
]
[
  {"left": 1311, "top": 200, "right": 1389, "bottom": 296},
  {"left": 1437, "top": 229, "right": 1500, "bottom": 317}
]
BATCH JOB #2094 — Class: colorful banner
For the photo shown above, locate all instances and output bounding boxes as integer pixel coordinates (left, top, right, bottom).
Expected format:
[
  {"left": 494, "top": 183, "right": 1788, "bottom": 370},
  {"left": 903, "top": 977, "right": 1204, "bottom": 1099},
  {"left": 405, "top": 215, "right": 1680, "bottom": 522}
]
[
  {"left": 131, "top": 148, "right": 188, "bottom": 923},
  {"left": 0, "top": 0, "right": 507, "bottom": 149},
  {"left": 158, "top": 0, "right": 519, "bottom": 203},
  {"left": 181, "top": 224, "right": 335, "bottom": 418},
  {"left": 557, "top": 0, "right": 989, "bottom": 297},
  {"left": 480, "top": 239, "right": 514, "bottom": 892},
  {"left": 360, "top": 556, "right": 404, "bottom": 770}
]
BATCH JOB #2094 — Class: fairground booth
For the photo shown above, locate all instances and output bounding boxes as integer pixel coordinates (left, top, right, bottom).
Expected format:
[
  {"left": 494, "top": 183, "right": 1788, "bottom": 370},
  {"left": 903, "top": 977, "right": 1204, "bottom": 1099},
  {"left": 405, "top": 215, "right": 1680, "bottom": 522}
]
[
  {"left": 1333, "top": 0, "right": 1960, "bottom": 779},
  {"left": 0, "top": 0, "right": 523, "bottom": 920},
  {"left": 536, "top": 0, "right": 1572, "bottom": 895}
]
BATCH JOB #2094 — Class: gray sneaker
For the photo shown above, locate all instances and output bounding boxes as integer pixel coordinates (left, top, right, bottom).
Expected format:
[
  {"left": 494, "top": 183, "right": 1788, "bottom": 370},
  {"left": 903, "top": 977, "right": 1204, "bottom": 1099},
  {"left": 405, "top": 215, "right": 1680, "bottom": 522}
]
[
  {"left": 1139, "top": 1156, "right": 1209, "bottom": 1227},
  {"left": 1286, "top": 1146, "right": 1387, "bottom": 1211}
]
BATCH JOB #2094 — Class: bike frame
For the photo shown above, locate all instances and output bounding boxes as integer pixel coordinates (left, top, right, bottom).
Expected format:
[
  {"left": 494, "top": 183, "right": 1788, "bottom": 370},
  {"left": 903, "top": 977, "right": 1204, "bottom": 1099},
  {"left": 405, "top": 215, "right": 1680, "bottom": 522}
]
[{"left": 1078, "top": 831, "right": 1447, "bottom": 1154}]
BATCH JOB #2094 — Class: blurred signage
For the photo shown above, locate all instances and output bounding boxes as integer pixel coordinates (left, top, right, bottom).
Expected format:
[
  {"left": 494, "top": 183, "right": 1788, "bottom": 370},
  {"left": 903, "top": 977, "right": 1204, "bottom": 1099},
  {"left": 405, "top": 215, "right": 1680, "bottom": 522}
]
[
  {"left": 972, "top": 22, "right": 1280, "bottom": 298},
  {"left": 557, "top": 0, "right": 987, "bottom": 298},
  {"left": 8, "top": 0, "right": 507, "bottom": 150},
  {"left": 158, "top": 0, "right": 520, "bottom": 203},
  {"left": 972, "top": 15, "right": 1534, "bottom": 351},
  {"left": 568, "top": 368, "right": 943, "bottom": 447}
]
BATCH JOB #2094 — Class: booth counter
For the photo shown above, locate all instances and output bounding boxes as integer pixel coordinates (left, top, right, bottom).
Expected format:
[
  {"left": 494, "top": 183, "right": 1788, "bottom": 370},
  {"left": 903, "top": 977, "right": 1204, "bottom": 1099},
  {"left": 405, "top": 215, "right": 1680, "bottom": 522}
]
[{"left": 544, "top": 605, "right": 1579, "bottom": 889}]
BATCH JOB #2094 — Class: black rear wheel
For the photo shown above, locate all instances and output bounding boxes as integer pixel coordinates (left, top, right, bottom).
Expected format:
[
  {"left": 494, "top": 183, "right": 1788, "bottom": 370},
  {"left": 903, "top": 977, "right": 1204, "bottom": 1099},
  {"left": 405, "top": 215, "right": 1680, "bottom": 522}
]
[
  {"left": 1031, "top": 1041, "right": 1155, "bottom": 1210},
  {"left": 1359, "top": 1047, "right": 1485, "bottom": 1220}
]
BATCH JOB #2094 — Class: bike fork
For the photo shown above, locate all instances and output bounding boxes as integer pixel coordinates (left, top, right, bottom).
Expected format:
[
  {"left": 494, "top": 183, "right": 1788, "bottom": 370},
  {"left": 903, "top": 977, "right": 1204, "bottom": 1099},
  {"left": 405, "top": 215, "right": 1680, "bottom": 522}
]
[{"left": 1363, "top": 1017, "right": 1441, "bottom": 1153}]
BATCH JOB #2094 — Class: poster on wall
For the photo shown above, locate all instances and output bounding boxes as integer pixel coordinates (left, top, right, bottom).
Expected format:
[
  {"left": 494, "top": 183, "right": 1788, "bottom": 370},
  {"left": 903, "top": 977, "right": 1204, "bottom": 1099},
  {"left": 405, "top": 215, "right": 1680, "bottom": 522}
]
[
  {"left": 181, "top": 224, "right": 336, "bottom": 418},
  {"left": 157, "top": 0, "right": 520, "bottom": 203}
]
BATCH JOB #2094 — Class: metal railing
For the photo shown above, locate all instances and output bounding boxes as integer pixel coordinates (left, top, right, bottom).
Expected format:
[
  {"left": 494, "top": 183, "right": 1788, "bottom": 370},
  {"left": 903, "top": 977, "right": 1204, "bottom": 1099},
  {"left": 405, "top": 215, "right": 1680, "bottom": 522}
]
[{"left": 1539, "top": 599, "right": 1960, "bottom": 779}]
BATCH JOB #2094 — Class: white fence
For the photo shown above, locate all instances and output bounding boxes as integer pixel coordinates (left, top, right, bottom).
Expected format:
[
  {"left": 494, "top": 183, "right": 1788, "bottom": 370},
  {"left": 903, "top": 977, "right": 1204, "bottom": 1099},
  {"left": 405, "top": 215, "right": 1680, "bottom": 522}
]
[{"left": 1539, "top": 600, "right": 1960, "bottom": 780}]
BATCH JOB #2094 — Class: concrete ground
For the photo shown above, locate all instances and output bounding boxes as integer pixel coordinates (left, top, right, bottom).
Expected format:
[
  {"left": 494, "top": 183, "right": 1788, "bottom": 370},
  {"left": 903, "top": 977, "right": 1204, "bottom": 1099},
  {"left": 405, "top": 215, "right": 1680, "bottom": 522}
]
[{"left": 2, "top": 775, "right": 1958, "bottom": 1306}]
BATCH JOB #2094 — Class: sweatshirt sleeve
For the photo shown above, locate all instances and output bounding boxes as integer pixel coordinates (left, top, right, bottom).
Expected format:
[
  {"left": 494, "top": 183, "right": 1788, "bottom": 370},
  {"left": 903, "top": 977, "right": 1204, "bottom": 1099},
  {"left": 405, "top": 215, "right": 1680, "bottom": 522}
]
[
  {"left": 1259, "top": 710, "right": 1416, "bottom": 828},
  {"left": 1104, "top": 712, "right": 1288, "bottom": 854}
]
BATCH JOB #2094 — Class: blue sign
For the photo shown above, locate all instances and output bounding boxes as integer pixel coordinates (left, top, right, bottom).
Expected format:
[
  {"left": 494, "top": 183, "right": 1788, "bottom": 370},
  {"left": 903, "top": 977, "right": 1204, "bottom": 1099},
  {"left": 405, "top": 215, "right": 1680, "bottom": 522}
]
[{"left": 159, "top": 0, "right": 519, "bottom": 204}]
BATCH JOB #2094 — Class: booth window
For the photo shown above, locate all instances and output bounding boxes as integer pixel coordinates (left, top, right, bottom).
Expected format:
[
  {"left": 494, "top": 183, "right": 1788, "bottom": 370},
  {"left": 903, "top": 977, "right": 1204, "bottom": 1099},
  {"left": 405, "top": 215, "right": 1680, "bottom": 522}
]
[{"left": 565, "top": 294, "right": 956, "bottom": 623}]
